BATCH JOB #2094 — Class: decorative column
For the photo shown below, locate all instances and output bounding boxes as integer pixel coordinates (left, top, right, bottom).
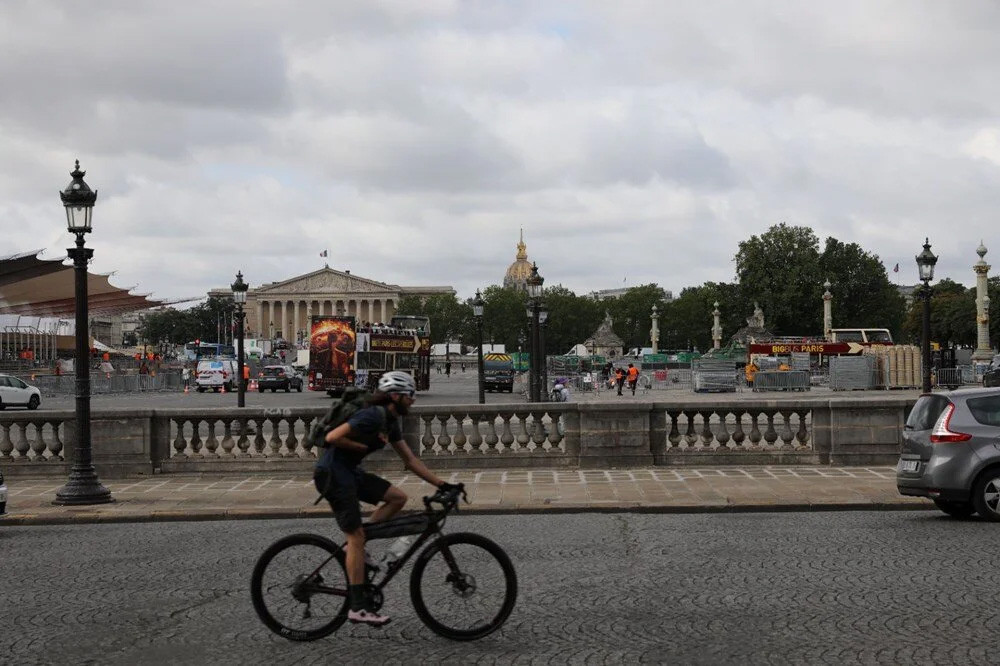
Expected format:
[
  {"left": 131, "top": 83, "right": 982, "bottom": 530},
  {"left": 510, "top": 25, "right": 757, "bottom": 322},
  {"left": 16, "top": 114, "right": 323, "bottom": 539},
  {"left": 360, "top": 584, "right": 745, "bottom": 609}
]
[
  {"left": 822, "top": 279, "right": 833, "bottom": 341},
  {"left": 711, "top": 301, "right": 722, "bottom": 350},
  {"left": 973, "top": 242, "right": 993, "bottom": 363},
  {"left": 650, "top": 305, "right": 660, "bottom": 354}
]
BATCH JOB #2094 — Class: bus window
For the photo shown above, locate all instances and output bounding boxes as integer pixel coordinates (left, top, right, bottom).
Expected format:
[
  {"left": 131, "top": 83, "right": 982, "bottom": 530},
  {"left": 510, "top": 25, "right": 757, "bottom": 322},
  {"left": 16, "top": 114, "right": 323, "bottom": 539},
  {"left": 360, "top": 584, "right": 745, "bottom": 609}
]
[
  {"left": 864, "top": 329, "right": 893, "bottom": 344},
  {"left": 832, "top": 330, "right": 864, "bottom": 343},
  {"left": 357, "top": 351, "right": 386, "bottom": 370},
  {"left": 394, "top": 354, "right": 415, "bottom": 370}
]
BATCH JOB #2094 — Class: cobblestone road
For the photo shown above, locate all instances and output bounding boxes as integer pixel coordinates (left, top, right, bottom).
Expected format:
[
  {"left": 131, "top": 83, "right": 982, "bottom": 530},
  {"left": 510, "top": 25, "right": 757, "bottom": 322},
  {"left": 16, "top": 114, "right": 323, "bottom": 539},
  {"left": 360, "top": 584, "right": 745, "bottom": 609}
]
[{"left": 3, "top": 512, "right": 995, "bottom": 664}]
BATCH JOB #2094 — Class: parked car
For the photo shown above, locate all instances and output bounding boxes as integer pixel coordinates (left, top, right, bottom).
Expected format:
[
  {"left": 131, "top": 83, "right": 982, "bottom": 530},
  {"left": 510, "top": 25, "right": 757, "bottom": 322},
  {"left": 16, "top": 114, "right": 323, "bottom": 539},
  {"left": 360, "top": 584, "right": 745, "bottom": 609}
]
[
  {"left": 0, "top": 465, "right": 6, "bottom": 515},
  {"left": 258, "top": 365, "right": 302, "bottom": 393},
  {"left": 897, "top": 387, "right": 1000, "bottom": 520},
  {"left": 0, "top": 374, "right": 41, "bottom": 410},
  {"left": 195, "top": 359, "right": 238, "bottom": 393}
]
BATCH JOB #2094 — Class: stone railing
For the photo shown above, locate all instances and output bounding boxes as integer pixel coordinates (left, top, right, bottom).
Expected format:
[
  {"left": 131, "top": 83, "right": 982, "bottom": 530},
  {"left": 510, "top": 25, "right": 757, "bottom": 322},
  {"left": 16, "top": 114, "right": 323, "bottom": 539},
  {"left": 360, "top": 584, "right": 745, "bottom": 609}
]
[{"left": 0, "top": 396, "right": 915, "bottom": 477}]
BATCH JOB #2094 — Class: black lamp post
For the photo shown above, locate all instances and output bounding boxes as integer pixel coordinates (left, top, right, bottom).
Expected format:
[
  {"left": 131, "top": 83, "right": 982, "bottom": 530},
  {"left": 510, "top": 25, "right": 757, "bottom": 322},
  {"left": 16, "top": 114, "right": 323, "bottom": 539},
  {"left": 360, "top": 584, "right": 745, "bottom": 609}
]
[
  {"left": 526, "top": 263, "right": 544, "bottom": 402},
  {"left": 54, "top": 161, "right": 112, "bottom": 506},
  {"left": 232, "top": 271, "right": 248, "bottom": 408},
  {"left": 916, "top": 238, "right": 938, "bottom": 393},
  {"left": 473, "top": 290, "right": 485, "bottom": 404},
  {"left": 539, "top": 307, "right": 548, "bottom": 401}
]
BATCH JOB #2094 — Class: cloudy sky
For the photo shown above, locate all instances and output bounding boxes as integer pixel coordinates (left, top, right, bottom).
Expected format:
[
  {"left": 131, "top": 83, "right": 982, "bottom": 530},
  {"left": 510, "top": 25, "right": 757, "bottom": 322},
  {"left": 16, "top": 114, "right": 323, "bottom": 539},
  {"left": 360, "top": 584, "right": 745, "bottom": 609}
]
[{"left": 3, "top": 0, "right": 1000, "bottom": 305}]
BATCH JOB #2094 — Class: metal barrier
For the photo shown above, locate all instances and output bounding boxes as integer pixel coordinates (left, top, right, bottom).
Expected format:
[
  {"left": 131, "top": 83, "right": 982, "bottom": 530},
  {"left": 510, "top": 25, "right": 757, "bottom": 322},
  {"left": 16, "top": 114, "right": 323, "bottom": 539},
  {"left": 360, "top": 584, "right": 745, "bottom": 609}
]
[
  {"left": 935, "top": 367, "right": 969, "bottom": 390},
  {"left": 22, "top": 371, "right": 184, "bottom": 396},
  {"left": 691, "top": 360, "right": 737, "bottom": 393},
  {"left": 752, "top": 370, "right": 811, "bottom": 392}
]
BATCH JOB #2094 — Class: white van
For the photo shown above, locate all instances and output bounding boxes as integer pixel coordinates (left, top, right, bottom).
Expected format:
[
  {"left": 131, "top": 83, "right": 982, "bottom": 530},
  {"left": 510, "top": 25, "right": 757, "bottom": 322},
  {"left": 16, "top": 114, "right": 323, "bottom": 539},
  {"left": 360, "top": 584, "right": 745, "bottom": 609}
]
[{"left": 195, "top": 359, "right": 238, "bottom": 392}]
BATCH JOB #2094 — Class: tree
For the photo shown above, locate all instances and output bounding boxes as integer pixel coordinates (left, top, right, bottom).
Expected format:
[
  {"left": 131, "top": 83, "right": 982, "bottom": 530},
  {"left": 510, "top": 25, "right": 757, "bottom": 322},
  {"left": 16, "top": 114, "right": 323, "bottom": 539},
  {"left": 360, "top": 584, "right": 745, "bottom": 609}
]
[
  {"left": 479, "top": 286, "right": 529, "bottom": 352},
  {"left": 539, "top": 286, "right": 604, "bottom": 355},
  {"left": 901, "top": 279, "right": 975, "bottom": 346},
  {"left": 394, "top": 293, "right": 470, "bottom": 348},
  {"left": 660, "top": 282, "right": 744, "bottom": 351},
  {"left": 603, "top": 284, "right": 671, "bottom": 350},
  {"left": 735, "top": 223, "right": 823, "bottom": 335},
  {"left": 817, "top": 238, "right": 906, "bottom": 338}
]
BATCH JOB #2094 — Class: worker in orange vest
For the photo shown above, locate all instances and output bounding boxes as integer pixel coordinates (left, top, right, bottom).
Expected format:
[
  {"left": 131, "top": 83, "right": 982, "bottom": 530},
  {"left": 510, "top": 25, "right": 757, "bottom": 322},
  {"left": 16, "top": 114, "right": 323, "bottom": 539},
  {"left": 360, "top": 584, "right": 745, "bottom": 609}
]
[
  {"left": 626, "top": 363, "right": 639, "bottom": 395},
  {"left": 614, "top": 367, "right": 626, "bottom": 396}
]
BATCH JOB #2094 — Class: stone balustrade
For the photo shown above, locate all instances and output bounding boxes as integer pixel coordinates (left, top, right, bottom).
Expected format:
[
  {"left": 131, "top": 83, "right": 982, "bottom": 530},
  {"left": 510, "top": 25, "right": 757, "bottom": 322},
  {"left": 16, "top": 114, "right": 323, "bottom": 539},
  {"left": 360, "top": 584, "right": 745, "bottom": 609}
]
[{"left": 0, "top": 396, "right": 915, "bottom": 477}]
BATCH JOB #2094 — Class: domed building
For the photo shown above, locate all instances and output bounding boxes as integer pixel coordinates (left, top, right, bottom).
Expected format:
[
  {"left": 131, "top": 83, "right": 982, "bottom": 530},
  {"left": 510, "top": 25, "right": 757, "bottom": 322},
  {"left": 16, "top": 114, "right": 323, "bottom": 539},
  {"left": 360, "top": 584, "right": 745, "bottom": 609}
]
[{"left": 503, "top": 230, "right": 533, "bottom": 290}]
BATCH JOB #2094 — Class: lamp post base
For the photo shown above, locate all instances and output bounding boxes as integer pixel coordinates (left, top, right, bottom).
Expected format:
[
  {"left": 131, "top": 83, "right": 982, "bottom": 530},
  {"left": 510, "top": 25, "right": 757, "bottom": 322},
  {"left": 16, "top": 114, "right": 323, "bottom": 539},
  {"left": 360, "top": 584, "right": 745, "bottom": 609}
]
[{"left": 53, "top": 472, "right": 114, "bottom": 506}]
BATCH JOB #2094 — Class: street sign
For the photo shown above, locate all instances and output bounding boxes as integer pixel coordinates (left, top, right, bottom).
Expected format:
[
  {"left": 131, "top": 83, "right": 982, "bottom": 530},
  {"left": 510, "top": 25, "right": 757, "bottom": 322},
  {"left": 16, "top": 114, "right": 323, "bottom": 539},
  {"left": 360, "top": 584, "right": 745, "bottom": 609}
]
[{"left": 748, "top": 342, "right": 867, "bottom": 355}]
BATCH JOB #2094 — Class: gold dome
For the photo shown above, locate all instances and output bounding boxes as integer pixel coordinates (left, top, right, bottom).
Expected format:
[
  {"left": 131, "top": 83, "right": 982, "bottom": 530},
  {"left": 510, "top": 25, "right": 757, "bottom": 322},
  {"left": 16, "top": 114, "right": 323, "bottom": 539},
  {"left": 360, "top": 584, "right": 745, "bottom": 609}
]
[{"left": 504, "top": 230, "right": 532, "bottom": 289}]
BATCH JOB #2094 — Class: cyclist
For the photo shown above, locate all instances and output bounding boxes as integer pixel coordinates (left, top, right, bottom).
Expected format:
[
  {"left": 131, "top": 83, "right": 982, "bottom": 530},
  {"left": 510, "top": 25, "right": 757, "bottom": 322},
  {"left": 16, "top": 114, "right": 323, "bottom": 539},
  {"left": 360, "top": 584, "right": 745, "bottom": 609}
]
[{"left": 316, "top": 370, "right": 453, "bottom": 626}]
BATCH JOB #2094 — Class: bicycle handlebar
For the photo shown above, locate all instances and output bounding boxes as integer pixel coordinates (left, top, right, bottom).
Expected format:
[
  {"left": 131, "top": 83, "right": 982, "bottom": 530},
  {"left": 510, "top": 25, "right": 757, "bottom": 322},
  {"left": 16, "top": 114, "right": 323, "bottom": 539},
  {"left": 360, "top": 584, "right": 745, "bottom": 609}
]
[{"left": 423, "top": 483, "right": 468, "bottom": 511}]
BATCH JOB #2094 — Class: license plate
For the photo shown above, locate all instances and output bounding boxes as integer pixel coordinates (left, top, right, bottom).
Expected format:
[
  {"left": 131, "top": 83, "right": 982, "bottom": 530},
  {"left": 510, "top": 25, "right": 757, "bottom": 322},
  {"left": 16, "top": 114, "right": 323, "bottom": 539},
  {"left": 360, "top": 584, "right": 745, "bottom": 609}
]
[{"left": 899, "top": 460, "right": 920, "bottom": 473}]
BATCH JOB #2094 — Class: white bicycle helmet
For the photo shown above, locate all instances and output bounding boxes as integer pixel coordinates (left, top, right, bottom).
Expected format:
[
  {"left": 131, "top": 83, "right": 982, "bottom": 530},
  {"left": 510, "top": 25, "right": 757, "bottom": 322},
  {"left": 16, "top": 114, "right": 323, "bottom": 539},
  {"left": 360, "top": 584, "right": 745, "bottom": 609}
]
[{"left": 377, "top": 370, "right": 417, "bottom": 395}]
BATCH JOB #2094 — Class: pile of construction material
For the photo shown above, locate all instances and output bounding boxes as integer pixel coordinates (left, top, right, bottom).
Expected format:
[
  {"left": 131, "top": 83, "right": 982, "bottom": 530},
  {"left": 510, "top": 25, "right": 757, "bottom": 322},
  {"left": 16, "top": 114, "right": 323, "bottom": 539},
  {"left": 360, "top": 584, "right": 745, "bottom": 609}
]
[
  {"left": 864, "top": 345, "right": 921, "bottom": 389},
  {"left": 830, "top": 355, "right": 879, "bottom": 390},
  {"left": 692, "top": 359, "right": 738, "bottom": 392}
]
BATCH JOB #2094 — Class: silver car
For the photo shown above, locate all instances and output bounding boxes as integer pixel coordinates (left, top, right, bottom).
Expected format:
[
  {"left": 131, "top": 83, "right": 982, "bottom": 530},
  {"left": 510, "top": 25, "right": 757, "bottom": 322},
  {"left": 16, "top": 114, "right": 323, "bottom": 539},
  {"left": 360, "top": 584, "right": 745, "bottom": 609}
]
[{"left": 897, "top": 388, "right": 1000, "bottom": 519}]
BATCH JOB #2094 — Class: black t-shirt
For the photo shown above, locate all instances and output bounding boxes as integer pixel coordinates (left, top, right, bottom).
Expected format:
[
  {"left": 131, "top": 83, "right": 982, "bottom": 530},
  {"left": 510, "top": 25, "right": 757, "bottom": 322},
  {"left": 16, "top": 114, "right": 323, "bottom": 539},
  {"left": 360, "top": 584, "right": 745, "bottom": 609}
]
[{"left": 324, "top": 405, "right": 401, "bottom": 468}]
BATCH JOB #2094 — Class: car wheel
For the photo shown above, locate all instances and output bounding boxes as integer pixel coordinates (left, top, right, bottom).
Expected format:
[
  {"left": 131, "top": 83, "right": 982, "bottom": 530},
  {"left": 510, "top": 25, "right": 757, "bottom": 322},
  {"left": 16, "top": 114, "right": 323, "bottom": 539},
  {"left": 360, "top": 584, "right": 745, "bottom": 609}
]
[
  {"left": 271, "top": 388, "right": 276, "bottom": 393},
  {"left": 297, "top": 383, "right": 302, "bottom": 392},
  {"left": 197, "top": 387, "right": 205, "bottom": 393},
  {"left": 933, "top": 498, "right": 975, "bottom": 518},
  {"left": 972, "top": 469, "right": 1000, "bottom": 522},
  {"left": 27, "top": 395, "right": 40, "bottom": 410}
]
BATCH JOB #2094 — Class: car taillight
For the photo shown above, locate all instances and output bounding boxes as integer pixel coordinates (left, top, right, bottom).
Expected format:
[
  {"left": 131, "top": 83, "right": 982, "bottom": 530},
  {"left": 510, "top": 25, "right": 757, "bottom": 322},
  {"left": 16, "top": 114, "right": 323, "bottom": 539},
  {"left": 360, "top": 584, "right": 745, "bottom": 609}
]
[{"left": 930, "top": 403, "right": 972, "bottom": 443}]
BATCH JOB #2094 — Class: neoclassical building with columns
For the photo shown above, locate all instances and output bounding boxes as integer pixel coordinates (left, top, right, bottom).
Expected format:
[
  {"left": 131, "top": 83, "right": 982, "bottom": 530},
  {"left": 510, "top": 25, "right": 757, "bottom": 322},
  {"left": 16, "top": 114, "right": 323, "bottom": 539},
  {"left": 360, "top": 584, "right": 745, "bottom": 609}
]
[{"left": 210, "top": 266, "right": 454, "bottom": 341}]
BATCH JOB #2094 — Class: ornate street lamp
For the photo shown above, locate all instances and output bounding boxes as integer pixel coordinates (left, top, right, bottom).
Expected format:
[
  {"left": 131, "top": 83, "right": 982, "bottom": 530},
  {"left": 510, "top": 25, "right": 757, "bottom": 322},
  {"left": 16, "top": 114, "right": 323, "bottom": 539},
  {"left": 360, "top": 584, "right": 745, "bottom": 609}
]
[
  {"left": 54, "top": 161, "right": 112, "bottom": 506},
  {"left": 473, "top": 290, "right": 485, "bottom": 404},
  {"left": 916, "top": 238, "right": 938, "bottom": 393},
  {"left": 526, "top": 263, "right": 544, "bottom": 402},
  {"left": 232, "top": 271, "right": 249, "bottom": 408}
]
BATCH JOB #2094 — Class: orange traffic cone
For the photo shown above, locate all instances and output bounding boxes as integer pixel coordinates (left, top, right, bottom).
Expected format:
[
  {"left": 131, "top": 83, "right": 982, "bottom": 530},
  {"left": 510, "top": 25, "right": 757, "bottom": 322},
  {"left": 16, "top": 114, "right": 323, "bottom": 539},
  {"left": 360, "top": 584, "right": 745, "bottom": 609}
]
[
  {"left": 184, "top": 385, "right": 190, "bottom": 394},
  {"left": 249, "top": 379, "right": 258, "bottom": 391},
  {"left": 220, "top": 385, "right": 227, "bottom": 394}
]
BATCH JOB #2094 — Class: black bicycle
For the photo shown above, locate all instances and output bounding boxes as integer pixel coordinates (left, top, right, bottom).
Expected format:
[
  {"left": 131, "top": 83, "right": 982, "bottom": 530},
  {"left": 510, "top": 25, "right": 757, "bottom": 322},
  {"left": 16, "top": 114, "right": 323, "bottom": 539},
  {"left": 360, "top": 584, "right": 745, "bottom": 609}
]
[{"left": 251, "top": 484, "right": 517, "bottom": 641}]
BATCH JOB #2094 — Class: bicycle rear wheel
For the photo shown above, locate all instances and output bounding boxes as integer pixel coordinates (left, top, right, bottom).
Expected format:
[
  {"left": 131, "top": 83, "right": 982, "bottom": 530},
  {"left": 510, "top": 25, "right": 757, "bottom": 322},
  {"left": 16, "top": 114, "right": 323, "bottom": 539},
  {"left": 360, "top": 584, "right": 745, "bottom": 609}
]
[
  {"left": 251, "top": 533, "right": 349, "bottom": 641},
  {"left": 409, "top": 532, "right": 517, "bottom": 641}
]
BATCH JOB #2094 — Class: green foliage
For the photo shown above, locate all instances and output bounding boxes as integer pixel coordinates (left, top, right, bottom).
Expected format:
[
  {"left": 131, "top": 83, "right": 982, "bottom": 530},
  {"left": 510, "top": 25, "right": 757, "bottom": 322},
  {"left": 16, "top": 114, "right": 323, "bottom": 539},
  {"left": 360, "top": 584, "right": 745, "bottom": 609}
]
[
  {"left": 479, "top": 286, "right": 528, "bottom": 351},
  {"left": 541, "top": 286, "right": 604, "bottom": 355},
  {"left": 137, "top": 295, "right": 237, "bottom": 345},
  {"left": 603, "top": 284, "right": 670, "bottom": 350},
  {"left": 660, "top": 282, "right": 743, "bottom": 351},
  {"left": 901, "top": 279, "right": 976, "bottom": 346},
  {"left": 817, "top": 237, "right": 907, "bottom": 338},
  {"left": 394, "top": 292, "right": 471, "bottom": 345}
]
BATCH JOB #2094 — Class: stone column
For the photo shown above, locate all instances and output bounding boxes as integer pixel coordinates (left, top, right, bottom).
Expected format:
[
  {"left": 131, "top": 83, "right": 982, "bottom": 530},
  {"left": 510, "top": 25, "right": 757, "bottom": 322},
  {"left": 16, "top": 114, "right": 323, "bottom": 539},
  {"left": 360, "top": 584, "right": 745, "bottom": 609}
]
[
  {"left": 822, "top": 279, "right": 833, "bottom": 341},
  {"left": 711, "top": 302, "right": 722, "bottom": 350},
  {"left": 973, "top": 242, "right": 993, "bottom": 363},
  {"left": 293, "top": 301, "right": 301, "bottom": 344},
  {"left": 650, "top": 305, "right": 660, "bottom": 354}
]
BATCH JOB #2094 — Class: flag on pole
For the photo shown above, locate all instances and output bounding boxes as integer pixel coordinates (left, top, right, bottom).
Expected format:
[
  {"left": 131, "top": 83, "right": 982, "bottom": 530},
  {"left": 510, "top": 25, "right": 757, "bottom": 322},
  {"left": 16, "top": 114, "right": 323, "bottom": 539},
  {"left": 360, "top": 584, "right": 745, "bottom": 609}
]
[
  {"left": 319, "top": 250, "right": 328, "bottom": 257},
  {"left": 893, "top": 263, "right": 899, "bottom": 273}
]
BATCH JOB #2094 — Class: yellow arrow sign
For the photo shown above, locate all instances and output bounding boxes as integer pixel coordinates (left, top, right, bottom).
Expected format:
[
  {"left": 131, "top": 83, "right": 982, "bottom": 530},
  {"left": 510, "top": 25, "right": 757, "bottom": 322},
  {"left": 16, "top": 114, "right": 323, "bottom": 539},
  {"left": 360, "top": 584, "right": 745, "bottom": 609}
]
[{"left": 847, "top": 342, "right": 865, "bottom": 354}]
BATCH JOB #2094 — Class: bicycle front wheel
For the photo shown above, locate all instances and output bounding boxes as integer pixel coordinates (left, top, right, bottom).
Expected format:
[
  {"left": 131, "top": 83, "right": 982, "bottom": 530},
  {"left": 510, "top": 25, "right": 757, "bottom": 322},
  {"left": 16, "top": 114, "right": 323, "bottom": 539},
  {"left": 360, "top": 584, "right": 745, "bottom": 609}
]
[
  {"left": 250, "top": 533, "right": 349, "bottom": 641},
  {"left": 409, "top": 532, "right": 517, "bottom": 641}
]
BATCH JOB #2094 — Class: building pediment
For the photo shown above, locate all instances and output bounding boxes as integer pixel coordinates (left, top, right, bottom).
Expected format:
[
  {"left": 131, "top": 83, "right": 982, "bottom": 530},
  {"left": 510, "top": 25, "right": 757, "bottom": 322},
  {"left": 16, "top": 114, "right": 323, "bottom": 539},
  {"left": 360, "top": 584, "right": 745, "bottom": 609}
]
[{"left": 255, "top": 268, "right": 395, "bottom": 295}]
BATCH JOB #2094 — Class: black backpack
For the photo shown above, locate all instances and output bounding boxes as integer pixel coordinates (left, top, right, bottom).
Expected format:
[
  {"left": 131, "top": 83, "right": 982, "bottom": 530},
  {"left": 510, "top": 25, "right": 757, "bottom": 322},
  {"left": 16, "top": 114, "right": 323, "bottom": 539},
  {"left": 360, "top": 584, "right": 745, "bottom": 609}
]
[{"left": 308, "top": 386, "right": 372, "bottom": 450}]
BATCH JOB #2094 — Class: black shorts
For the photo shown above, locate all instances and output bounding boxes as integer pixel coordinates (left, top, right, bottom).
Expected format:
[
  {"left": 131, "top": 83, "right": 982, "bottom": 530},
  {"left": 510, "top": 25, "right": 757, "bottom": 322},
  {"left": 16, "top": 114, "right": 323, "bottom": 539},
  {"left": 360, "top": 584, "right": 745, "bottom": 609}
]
[{"left": 314, "top": 464, "right": 392, "bottom": 532}]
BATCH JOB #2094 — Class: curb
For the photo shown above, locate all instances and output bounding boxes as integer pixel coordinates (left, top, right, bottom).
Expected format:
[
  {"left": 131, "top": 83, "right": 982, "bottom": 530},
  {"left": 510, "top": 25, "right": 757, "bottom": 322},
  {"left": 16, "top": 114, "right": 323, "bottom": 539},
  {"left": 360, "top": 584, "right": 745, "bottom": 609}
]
[{"left": 0, "top": 501, "right": 936, "bottom": 526}]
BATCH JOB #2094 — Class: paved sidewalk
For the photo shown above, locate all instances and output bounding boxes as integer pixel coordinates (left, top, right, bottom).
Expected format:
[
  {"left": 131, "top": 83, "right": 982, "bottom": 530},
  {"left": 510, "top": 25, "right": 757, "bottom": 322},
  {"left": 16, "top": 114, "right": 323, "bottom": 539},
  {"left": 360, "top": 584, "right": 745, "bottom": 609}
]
[{"left": 1, "top": 466, "right": 932, "bottom": 525}]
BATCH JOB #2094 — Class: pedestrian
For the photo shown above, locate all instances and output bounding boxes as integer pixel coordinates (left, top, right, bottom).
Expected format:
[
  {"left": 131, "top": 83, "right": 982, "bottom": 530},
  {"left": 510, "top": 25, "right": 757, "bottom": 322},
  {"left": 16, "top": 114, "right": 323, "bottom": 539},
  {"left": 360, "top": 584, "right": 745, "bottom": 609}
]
[
  {"left": 445, "top": 362, "right": 451, "bottom": 376},
  {"left": 627, "top": 363, "right": 639, "bottom": 395},
  {"left": 182, "top": 366, "right": 191, "bottom": 387},
  {"left": 615, "top": 367, "right": 626, "bottom": 396},
  {"left": 461, "top": 362, "right": 466, "bottom": 373}
]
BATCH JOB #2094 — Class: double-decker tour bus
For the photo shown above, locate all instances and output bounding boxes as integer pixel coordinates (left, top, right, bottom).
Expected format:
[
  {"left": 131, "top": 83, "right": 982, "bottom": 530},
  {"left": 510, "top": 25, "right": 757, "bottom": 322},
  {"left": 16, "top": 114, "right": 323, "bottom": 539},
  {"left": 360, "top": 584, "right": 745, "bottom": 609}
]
[{"left": 307, "top": 315, "right": 431, "bottom": 396}]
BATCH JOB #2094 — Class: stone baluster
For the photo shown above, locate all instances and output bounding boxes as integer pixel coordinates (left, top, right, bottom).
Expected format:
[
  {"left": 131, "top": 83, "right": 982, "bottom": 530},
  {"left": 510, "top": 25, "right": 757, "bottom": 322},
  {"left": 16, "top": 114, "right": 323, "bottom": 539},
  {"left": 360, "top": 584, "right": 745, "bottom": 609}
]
[
  {"left": 203, "top": 420, "right": 218, "bottom": 458},
  {"left": 795, "top": 410, "right": 811, "bottom": 447},
  {"left": 484, "top": 415, "right": 499, "bottom": 451},
  {"left": 514, "top": 411, "right": 530, "bottom": 450},
  {"left": 748, "top": 411, "right": 762, "bottom": 446},
  {"left": 49, "top": 421, "right": 64, "bottom": 461},
  {"left": 716, "top": 410, "right": 732, "bottom": 449},
  {"left": 236, "top": 418, "right": 251, "bottom": 457},
  {"left": 253, "top": 418, "right": 267, "bottom": 456},
  {"left": 546, "top": 412, "right": 562, "bottom": 449},
  {"left": 731, "top": 411, "right": 746, "bottom": 448},
  {"left": 0, "top": 423, "right": 11, "bottom": 460},
  {"left": 499, "top": 413, "right": 516, "bottom": 452},
  {"left": 29, "top": 423, "right": 47, "bottom": 460},
  {"left": 421, "top": 415, "right": 435, "bottom": 455},
  {"left": 173, "top": 419, "right": 188, "bottom": 457},
  {"left": 667, "top": 411, "right": 681, "bottom": 449},
  {"left": 468, "top": 414, "right": 485, "bottom": 453},
  {"left": 301, "top": 417, "right": 316, "bottom": 459},
  {"left": 530, "top": 411, "right": 547, "bottom": 449},
  {"left": 284, "top": 417, "right": 299, "bottom": 457},
  {"left": 220, "top": 421, "right": 236, "bottom": 457},
  {"left": 699, "top": 411, "right": 714, "bottom": 449},
  {"left": 778, "top": 410, "right": 795, "bottom": 448},
  {"left": 189, "top": 419, "right": 203, "bottom": 457},
  {"left": 267, "top": 418, "right": 282, "bottom": 456},
  {"left": 683, "top": 411, "right": 698, "bottom": 448},
  {"left": 453, "top": 413, "right": 469, "bottom": 453},
  {"left": 763, "top": 411, "right": 779, "bottom": 447},
  {"left": 12, "top": 423, "right": 29, "bottom": 459},
  {"left": 437, "top": 415, "right": 452, "bottom": 453}
]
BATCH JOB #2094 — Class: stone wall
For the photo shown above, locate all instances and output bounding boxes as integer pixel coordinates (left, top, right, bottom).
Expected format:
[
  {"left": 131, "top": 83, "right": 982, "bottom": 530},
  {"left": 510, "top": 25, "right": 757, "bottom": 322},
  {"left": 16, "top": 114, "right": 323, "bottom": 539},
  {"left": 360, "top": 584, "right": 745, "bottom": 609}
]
[{"left": 0, "top": 397, "right": 916, "bottom": 478}]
